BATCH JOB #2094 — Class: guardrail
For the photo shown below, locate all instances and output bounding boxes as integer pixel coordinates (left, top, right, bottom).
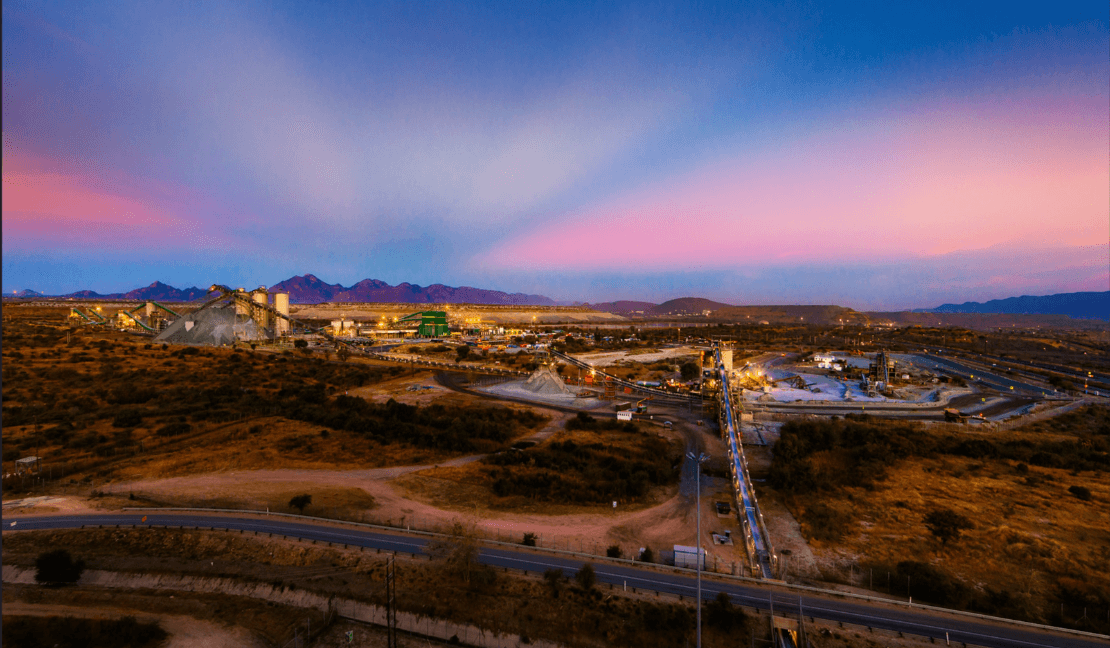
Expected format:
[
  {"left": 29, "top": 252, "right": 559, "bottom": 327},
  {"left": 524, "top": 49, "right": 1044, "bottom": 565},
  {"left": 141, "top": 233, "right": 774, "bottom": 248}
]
[{"left": 100, "top": 507, "right": 1107, "bottom": 642}]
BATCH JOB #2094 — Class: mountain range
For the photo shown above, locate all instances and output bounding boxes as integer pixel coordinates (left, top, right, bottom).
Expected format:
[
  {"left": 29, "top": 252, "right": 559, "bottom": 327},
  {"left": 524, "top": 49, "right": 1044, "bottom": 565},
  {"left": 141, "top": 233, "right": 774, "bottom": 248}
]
[
  {"left": 267, "top": 274, "right": 555, "bottom": 305},
  {"left": 19, "top": 276, "right": 556, "bottom": 306},
  {"left": 8, "top": 280, "right": 1106, "bottom": 320},
  {"left": 917, "top": 291, "right": 1108, "bottom": 321}
]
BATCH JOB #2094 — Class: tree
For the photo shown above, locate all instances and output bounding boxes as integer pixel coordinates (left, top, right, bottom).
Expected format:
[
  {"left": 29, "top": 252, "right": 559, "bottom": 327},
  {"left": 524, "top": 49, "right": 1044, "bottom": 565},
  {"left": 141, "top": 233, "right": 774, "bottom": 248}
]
[
  {"left": 639, "top": 546, "right": 655, "bottom": 563},
  {"left": 35, "top": 549, "right": 85, "bottom": 584},
  {"left": 543, "top": 568, "right": 564, "bottom": 597},
  {"left": 427, "top": 520, "right": 481, "bottom": 584},
  {"left": 680, "top": 362, "right": 699, "bottom": 381},
  {"left": 455, "top": 345, "right": 470, "bottom": 363},
  {"left": 606, "top": 545, "right": 622, "bottom": 558},
  {"left": 288, "top": 494, "right": 312, "bottom": 513},
  {"left": 337, "top": 347, "right": 351, "bottom": 363},
  {"left": 707, "top": 591, "right": 746, "bottom": 631},
  {"left": 575, "top": 563, "right": 596, "bottom": 590},
  {"left": 923, "top": 508, "right": 973, "bottom": 546},
  {"left": 521, "top": 532, "right": 537, "bottom": 547}
]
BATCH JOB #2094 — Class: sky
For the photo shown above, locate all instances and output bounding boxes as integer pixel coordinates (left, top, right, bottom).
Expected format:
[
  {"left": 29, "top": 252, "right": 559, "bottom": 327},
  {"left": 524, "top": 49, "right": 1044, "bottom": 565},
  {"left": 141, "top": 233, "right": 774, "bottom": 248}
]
[{"left": 3, "top": 1, "right": 1107, "bottom": 309}]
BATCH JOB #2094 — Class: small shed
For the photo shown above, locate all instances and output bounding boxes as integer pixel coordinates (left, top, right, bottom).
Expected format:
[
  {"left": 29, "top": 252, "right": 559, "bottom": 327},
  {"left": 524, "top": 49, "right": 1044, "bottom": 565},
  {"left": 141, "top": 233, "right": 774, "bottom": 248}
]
[
  {"left": 673, "top": 545, "right": 706, "bottom": 569},
  {"left": 15, "top": 456, "right": 41, "bottom": 475}
]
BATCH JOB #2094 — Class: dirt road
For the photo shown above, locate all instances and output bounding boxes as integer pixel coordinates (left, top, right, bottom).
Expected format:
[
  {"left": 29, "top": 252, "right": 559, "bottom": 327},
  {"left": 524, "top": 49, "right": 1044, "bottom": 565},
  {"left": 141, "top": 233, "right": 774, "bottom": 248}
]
[{"left": 2, "top": 601, "right": 265, "bottom": 648}]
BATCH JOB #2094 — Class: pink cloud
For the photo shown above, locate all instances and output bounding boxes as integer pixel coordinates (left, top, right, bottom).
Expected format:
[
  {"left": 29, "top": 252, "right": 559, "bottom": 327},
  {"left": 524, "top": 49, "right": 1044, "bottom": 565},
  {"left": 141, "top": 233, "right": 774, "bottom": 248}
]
[
  {"left": 2, "top": 149, "right": 238, "bottom": 251},
  {"left": 478, "top": 94, "right": 1108, "bottom": 271}
]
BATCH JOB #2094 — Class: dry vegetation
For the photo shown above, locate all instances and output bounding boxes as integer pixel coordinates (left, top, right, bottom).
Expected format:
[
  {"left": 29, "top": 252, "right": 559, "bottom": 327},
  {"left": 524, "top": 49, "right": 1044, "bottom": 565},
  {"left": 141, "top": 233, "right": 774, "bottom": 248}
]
[
  {"left": 396, "top": 415, "right": 682, "bottom": 514},
  {"left": 2, "top": 527, "right": 754, "bottom": 648},
  {"left": 1, "top": 306, "right": 546, "bottom": 491},
  {"left": 764, "top": 407, "right": 1110, "bottom": 633}
]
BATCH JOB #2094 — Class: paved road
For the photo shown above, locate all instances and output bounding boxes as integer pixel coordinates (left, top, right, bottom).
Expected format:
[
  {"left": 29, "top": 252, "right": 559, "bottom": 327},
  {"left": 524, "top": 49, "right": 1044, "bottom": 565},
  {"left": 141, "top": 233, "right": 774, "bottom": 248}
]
[
  {"left": 908, "top": 354, "right": 1057, "bottom": 397},
  {"left": 5, "top": 513, "right": 1105, "bottom": 648}
]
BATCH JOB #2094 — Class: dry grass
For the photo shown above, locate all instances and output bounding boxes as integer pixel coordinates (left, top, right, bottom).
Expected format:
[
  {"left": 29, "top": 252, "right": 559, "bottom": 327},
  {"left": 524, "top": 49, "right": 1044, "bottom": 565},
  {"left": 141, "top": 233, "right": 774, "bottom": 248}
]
[
  {"left": 394, "top": 425, "right": 681, "bottom": 514},
  {"left": 2, "top": 527, "right": 757, "bottom": 648},
  {"left": 0, "top": 306, "right": 542, "bottom": 490},
  {"left": 123, "top": 483, "right": 379, "bottom": 517},
  {"left": 768, "top": 412, "right": 1110, "bottom": 627}
]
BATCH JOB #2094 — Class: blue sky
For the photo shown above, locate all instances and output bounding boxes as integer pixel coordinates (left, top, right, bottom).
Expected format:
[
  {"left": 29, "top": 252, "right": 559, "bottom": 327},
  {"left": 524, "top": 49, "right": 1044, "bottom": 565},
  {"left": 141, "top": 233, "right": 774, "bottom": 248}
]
[{"left": 3, "top": 1, "right": 1107, "bottom": 307}]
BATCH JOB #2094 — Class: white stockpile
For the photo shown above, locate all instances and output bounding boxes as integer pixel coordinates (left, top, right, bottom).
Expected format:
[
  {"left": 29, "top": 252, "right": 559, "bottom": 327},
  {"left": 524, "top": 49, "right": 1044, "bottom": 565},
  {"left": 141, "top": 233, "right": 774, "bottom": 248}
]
[
  {"left": 522, "top": 365, "right": 573, "bottom": 396},
  {"left": 154, "top": 304, "right": 263, "bottom": 346}
]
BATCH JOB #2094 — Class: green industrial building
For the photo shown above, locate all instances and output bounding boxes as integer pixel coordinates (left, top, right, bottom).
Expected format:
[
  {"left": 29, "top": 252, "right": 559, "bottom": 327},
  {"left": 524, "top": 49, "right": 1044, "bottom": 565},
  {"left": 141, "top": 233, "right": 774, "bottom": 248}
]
[{"left": 398, "top": 310, "right": 450, "bottom": 337}]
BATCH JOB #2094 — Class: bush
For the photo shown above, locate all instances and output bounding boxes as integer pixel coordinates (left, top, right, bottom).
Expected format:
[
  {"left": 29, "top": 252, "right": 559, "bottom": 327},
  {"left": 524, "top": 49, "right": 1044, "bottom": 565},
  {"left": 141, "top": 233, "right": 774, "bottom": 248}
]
[
  {"left": 575, "top": 563, "right": 596, "bottom": 590},
  {"left": 640, "top": 546, "right": 655, "bottom": 563},
  {"left": 521, "top": 532, "right": 537, "bottom": 547},
  {"left": 923, "top": 508, "right": 974, "bottom": 546},
  {"left": 289, "top": 494, "right": 312, "bottom": 513},
  {"left": 802, "top": 502, "right": 851, "bottom": 542},
  {"left": 707, "top": 591, "right": 747, "bottom": 631},
  {"left": 111, "top": 409, "right": 143, "bottom": 428},
  {"left": 35, "top": 549, "right": 85, "bottom": 584},
  {"left": 156, "top": 422, "right": 192, "bottom": 437},
  {"left": 606, "top": 545, "right": 622, "bottom": 558},
  {"left": 1068, "top": 485, "right": 1092, "bottom": 501}
]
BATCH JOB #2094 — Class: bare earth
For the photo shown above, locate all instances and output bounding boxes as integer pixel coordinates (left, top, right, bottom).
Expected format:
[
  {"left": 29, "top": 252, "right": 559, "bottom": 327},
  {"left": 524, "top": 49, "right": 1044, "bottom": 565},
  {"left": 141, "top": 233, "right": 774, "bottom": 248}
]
[{"left": 1, "top": 601, "right": 265, "bottom": 648}]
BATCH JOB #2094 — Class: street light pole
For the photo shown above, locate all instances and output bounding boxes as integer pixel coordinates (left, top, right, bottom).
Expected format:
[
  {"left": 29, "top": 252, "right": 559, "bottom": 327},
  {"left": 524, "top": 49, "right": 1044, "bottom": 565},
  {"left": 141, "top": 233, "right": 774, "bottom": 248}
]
[{"left": 687, "top": 451, "right": 709, "bottom": 648}]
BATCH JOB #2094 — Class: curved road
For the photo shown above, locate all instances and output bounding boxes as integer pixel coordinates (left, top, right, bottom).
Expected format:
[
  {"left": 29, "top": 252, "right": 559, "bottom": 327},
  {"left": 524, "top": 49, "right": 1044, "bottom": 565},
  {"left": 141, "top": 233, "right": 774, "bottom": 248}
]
[{"left": 4, "top": 513, "right": 1106, "bottom": 648}]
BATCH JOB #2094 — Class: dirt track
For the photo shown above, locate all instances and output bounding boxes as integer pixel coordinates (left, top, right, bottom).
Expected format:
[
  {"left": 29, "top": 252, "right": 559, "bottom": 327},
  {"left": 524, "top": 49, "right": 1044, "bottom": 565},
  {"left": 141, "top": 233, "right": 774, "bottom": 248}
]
[{"left": 2, "top": 601, "right": 265, "bottom": 648}]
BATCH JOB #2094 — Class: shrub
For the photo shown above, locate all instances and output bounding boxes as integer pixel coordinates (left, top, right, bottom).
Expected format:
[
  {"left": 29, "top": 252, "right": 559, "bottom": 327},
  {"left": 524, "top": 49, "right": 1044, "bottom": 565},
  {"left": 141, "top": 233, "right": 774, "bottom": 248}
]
[
  {"left": 1068, "top": 485, "right": 1092, "bottom": 501},
  {"left": 35, "top": 549, "right": 85, "bottom": 584},
  {"left": 111, "top": 409, "right": 143, "bottom": 428},
  {"left": 923, "top": 508, "right": 974, "bottom": 546},
  {"left": 802, "top": 502, "right": 851, "bottom": 542},
  {"left": 289, "top": 494, "right": 312, "bottom": 513},
  {"left": 606, "top": 545, "right": 622, "bottom": 558},
  {"left": 521, "top": 532, "right": 537, "bottom": 547},
  {"left": 156, "top": 422, "right": 191, "bottom": 437},
  {"left": 640, "top": 546, "right": 655, "bottom": 563},
  {"left": 707, "top": 591, "right": 747, "bottom": 631},
  {"left": 575, "top": 563, "right": 596, "bottom": 590}
]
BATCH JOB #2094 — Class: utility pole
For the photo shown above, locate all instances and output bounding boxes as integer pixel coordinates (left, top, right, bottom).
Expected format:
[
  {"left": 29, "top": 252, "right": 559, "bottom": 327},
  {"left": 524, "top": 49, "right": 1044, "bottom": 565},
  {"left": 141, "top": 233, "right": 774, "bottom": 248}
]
[
  {"left": 386, "top": 554, "right": 397, "bottom": 648},
  {"left": 687, "top": 451, "right": 709, "bottom": 648}
]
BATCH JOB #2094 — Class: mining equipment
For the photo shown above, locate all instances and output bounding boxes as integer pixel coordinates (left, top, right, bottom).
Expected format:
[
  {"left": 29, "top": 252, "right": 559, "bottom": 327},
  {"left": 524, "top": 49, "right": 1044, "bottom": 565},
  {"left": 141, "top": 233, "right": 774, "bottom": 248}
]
[{"left": 396, "top": 311, "right": 449, "bottom": 337}]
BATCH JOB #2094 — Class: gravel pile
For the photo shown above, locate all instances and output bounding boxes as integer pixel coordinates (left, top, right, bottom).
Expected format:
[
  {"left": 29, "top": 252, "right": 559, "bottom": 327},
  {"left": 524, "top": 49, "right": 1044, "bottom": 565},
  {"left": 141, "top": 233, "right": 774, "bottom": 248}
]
[
  {"left": 154, "top": 304, "right": 265, "bottom": 346},
  {"left": 522, "top": 365, "right": 573, "bottom": 396}
]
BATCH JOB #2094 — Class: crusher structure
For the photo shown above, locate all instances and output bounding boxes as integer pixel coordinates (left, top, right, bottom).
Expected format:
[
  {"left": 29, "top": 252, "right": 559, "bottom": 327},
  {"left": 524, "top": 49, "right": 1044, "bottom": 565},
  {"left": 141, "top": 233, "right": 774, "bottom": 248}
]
[{"left": 397, "top": 310, "right": 449, "bottom": 337}]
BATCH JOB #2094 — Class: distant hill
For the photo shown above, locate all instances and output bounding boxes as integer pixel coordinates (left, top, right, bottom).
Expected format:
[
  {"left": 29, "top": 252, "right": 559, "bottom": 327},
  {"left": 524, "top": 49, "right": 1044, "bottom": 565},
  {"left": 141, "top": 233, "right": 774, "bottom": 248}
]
[
  {"left": 52, "top": 281, "right": 208, "bottom": 302},
  {"left": 587, "top": 300, "right": 658, "bottom": 316},
  {"left": 11, "top": 289, "right": 43, "bottom": 297},
  {"left": 121, "top": 281, "right": 209, "bottom": 302},
  {"left": 920, "top": 291, "right": 1109, "bottom": 321},
  {"left": 652, "top": 297, "right": 733, "bottom": 316},
  {"left": 714, "top": 304, "right": 867, "bottom": 325},
  {"left": 268, "top": 274, "right": 557, "bottom": 305}
]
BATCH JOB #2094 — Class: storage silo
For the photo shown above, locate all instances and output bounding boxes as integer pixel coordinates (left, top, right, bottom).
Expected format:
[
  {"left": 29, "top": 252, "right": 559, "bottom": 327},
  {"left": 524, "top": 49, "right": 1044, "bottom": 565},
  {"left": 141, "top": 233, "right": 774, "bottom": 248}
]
[
  {"left": 251, "top": 288, "right": 269, "bottom": 328},
  {"left": 274, "top": 292, "right": 290, "bottom": 335}
]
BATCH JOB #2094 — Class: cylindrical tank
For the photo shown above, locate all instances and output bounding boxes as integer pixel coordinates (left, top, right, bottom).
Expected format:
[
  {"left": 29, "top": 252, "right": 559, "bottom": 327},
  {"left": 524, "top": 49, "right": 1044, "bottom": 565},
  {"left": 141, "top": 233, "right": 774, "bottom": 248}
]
[
  {"left": 145, "top": 302, "right": 155, "bottom": 318},
  {"left": 274, "top": 292, "right": 290, "bottom": 335},
  {"left": 251, "top": 291, "right": 269, "bottom": 328}
]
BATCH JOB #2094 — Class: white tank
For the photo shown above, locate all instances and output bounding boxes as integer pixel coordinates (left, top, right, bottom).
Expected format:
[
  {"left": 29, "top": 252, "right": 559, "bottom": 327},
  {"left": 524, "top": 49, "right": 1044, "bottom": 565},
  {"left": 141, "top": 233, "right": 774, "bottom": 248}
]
[
  {"left": 251, "top": 291, "right": 269, "bottom": 328},
  {"left": 145, "top": 302, "right": 155, "bottom": 317},
  {"left": 274, "top": 293, "right": 290, "bottom": 335}
]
